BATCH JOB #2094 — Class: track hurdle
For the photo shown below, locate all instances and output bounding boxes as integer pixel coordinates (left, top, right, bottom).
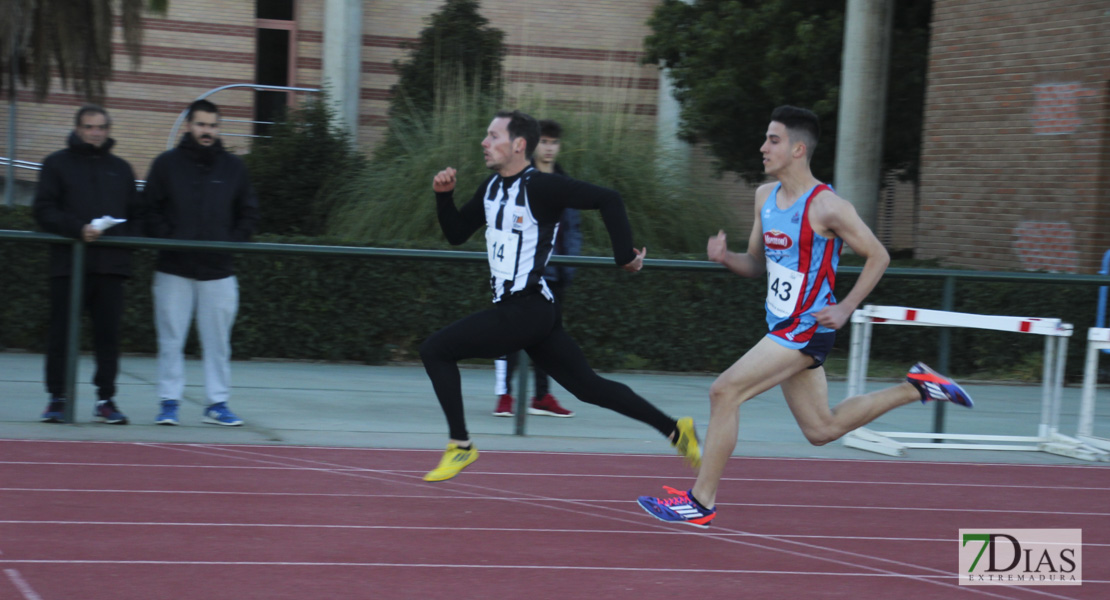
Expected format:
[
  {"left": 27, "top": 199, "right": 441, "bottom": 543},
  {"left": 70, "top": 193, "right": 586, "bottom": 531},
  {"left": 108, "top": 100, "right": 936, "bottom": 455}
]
[
  {"left": 842, "top": 305, "right": 1109, "bottom": 462},
  {"left": 1077, "top": 327, "right": 1110, "bottom": 452}
]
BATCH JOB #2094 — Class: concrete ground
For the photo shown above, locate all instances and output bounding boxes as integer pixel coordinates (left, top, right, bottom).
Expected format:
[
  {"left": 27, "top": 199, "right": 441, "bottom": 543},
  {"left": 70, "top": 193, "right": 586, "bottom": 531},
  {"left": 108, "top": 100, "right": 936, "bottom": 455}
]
[{"left": 3, "top": 350, "right": 1108, "bottom": 466}]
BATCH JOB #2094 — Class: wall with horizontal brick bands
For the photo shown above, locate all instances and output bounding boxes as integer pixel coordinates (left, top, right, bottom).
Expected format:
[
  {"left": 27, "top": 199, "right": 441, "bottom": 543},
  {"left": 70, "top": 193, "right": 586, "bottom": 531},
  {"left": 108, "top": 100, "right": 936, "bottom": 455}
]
[
  {"left": 1, "top": 1, "right": 259, "bottom": 181},
  {"left": 113, "top": 16, "right": 255, "bottom": 37},
  {"left": 918, "top": 0, "right": 1109, "bottom": 273},
  {"left": 3, "top": 1, "right": 663, "bottom": 188},
  {"left": 354, "top": 0, "right": 661, "bottom": 149}
]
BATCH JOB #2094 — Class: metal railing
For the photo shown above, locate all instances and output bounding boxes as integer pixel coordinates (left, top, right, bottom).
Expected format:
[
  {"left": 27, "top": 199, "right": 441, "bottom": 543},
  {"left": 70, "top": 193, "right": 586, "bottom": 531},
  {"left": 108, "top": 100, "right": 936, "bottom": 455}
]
[
  {"left": 4, "top": 228, "right": 1110, "bottom": 432},
  {"left": 0, "top": 157, "right": 42, "bottom": 172},
  {"left": 165, "top": 83, "right": 320, "bottom": 149}
]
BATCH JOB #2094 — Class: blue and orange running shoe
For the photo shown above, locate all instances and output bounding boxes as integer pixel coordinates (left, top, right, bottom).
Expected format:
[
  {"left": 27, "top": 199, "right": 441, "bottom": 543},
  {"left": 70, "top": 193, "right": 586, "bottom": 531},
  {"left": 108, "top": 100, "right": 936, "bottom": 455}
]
[
  {"left": 906, "top": 362, "right": 973, "bottom": 408},
  {"left": 637, "top": 485, "right": 717, "bottom": 529}
]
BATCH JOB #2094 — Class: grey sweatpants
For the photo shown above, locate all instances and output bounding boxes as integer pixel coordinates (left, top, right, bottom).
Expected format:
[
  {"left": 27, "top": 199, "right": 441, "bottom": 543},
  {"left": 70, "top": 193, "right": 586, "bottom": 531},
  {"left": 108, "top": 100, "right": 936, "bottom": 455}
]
[{"left": 153, "top": 271, "right": 238, "bottom": 405}]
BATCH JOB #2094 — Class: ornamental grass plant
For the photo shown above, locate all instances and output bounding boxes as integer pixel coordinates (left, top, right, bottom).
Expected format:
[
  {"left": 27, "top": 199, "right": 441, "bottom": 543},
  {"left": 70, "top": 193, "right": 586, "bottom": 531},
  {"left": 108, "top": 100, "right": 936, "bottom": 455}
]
[{"left": 328, "top": 72, "right": 736, "bottom": 255}]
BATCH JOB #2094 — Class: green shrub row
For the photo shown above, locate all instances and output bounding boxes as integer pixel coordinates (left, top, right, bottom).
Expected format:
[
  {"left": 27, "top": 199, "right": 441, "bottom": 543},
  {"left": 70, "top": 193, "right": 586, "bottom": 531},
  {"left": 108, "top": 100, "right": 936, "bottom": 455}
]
[{"left": 1, "top": 206, "right": 1101, "bottom": 380}]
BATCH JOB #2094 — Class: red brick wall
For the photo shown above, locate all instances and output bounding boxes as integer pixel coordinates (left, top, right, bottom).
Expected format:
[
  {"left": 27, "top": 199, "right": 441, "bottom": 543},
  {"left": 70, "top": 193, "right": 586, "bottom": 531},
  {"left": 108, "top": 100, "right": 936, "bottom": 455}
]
[
  {"left": 353, "top": 0, "right": 662, "bottom": 148},
  {"left": 1, "top": 2, "right": 259, "bottom": 182},
  {"left": 0, "top": 0, "right": 663, "bottom": 186},
  {"left": 917, "top": 0, "right": 1109, "bottom": 273}
]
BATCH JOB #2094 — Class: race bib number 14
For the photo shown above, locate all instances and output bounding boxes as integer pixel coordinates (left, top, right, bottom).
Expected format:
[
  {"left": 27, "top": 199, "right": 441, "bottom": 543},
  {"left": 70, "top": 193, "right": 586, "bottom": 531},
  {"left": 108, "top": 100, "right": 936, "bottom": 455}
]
[{"left": 486, "top": 227, "right": 520, "bottom": 280}]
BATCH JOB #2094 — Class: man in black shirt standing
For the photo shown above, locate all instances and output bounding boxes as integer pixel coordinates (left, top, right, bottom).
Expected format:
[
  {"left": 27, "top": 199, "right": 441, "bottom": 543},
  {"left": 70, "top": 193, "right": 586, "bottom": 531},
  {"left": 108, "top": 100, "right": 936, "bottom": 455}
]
[
  {"left": 34, "top": 104, "right": 141, "bottom": 424},
  {"left": 421, "top": 109, "right": 700, "bottom": 481}
]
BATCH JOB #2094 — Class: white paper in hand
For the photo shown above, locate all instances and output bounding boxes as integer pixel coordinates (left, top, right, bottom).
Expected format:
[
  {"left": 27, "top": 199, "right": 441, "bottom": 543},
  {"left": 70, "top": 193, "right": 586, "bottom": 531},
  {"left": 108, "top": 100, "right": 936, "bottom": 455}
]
[{"left": 90, "top": 216, "right": 126, "bottom": 232}]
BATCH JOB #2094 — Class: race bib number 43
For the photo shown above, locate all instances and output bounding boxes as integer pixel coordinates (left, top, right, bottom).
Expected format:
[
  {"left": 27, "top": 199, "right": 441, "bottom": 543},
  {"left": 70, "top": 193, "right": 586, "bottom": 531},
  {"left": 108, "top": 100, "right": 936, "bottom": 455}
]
[
  {"left": 766, "top": 259, "right": 804, "bottom": 317},
  {"left": 486, "top": 226, "right": 520, "bottom": 280}
]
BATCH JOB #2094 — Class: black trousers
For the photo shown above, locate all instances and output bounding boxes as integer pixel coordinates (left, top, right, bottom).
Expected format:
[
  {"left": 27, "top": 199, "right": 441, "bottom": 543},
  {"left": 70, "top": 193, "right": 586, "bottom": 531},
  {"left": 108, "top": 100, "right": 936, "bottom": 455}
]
[
  {"left": 504, "top": 349, "right": 550, "bottom": 398},
  {"left": 501, "top": 280, "right": 566, "bottom": 398},
  {"left": 419, "top": 291, "right": 677, "bottom": 442},
  {"left": 45, "top": 274, "right": 125, "bottom": 400}
]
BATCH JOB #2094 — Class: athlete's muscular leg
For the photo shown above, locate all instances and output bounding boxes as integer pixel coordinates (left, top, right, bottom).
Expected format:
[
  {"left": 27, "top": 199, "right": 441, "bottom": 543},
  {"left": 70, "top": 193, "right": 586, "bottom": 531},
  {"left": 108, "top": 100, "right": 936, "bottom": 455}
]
[
  {"left": 691, "top": 337, "right": 812, "bottom": 508},
  {"left": 781, "top": 368, "right": 921, "bottom": 446}
]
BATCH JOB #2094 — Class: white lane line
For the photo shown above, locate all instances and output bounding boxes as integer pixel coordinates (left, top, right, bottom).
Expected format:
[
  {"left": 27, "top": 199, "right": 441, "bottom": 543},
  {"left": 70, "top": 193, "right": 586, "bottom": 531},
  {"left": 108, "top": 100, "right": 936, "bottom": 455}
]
[
  {"left": 142, "top": 444, "right": 1079, "bottom": 600},
  {"left": 2, "top": 487, "right": 1106, "bottom": 518},
  {"left": 1, "top": 521, "right": 1105, "bottom": 548},
  {"left": 4, "top": 460, "right": 1107, "bottom": 491},
  {"left": 3, "top": 438, "right": 1108, "bottom": 470},
  {"left": 2, "top": 440, "right": 1089, "bottom": 600},
  {"left": 4, "top": 569, "right": 43, "bottom": 600},
  {"left": 0, "top": 559, "right": 1105, "bottom": 587},
  {"left": 0, "top": 461, "right": 368, "bottom": 471}
]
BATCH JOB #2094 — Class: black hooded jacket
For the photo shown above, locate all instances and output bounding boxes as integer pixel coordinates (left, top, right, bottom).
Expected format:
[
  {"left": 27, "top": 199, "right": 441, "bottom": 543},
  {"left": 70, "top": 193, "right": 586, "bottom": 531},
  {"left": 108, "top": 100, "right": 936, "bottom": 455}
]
[
  {"left": 33, "top": 133, "right": 141, "bottom": 278},
  {"left": 144, "top": 133, "right": 259, "bottom": 280}
]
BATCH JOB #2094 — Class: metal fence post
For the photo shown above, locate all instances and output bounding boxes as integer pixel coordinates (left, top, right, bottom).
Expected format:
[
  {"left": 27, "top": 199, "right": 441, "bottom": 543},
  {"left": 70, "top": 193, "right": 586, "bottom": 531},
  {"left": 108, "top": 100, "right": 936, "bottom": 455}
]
[
  {"left": 63, "top": 240, "right": 86, "bottom": 423},
  {"left": 4, "top": 23, "right": 17, "bottom": 209},
  {"left": 513, "top": 350, "right": 529, "bottom": 436},
  {"left": 932, "top": 275, "right": 956, "bottom": 439}
]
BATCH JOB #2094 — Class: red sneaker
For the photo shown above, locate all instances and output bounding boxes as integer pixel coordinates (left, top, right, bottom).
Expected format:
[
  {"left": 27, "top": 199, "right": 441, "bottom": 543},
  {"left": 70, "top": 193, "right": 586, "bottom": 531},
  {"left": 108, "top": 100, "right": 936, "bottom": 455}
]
[
  {"left": 528, "top": 394, "right": 574, "bottom": 417},
  {"left": 493, "top": 394, "right": 514, "bottom": 417}
]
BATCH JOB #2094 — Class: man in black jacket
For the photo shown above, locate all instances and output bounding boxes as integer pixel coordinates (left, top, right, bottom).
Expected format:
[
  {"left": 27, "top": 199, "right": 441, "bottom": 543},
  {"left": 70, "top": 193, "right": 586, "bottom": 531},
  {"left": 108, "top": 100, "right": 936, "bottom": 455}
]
[
  {"left": 144, "top": 99, "right": 259, "bottom": 427},
  {"left": 33, "top": 104, "right": 141, "bottom": 424}
]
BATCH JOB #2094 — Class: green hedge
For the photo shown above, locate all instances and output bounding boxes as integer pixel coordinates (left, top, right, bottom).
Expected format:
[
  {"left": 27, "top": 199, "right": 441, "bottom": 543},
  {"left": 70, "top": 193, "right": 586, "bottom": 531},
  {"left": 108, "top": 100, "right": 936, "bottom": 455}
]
[{"left": 2, "top": 206, "right": 1101, "bottom": 379}]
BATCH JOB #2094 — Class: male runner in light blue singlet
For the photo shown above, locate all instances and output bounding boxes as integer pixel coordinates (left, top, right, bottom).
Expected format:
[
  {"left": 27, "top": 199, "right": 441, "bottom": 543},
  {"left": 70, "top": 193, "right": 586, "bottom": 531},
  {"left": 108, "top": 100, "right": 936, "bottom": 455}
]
[{"left": 636, "top": 106, "right": 974, "bottom": 528}]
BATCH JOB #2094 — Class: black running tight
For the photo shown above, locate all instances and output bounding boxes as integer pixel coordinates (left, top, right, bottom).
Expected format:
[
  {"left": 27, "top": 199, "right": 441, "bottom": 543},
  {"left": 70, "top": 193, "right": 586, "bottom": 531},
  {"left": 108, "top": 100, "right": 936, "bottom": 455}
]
[{"left": 419, "top": 293, "right": 677, "bottom": 442}]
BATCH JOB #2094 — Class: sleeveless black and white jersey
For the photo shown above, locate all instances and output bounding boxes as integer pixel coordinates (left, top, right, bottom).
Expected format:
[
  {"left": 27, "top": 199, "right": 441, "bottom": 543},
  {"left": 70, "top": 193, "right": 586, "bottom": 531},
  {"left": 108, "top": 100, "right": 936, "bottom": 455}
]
[
  {"left": 434, "top": 166, "right": 638, "bottom": 303},
  {"left": 483, "top": 167, "right": 558, "bottom": 302}
]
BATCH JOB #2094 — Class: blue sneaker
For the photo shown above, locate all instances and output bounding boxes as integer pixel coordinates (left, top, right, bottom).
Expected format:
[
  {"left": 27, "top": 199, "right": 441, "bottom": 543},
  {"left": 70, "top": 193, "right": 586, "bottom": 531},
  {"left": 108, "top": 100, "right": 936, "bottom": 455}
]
[
  {"left": 41, "top": 398, "right": 66, "bottom": 423},
  {"left": 203, "top": 402, "right": 243, "bottom": 426},
  {"left": 637, "top": 486, "right": 717, "bottom": 529},
  {"left": 907, "top": 362, "right": 974, "bottom": 408},
  {"left": 94, "top": 400, "right": 129, "bottom": 425},
  {"left": 156, "top": 400, "right": 179, "bottom": 425}
]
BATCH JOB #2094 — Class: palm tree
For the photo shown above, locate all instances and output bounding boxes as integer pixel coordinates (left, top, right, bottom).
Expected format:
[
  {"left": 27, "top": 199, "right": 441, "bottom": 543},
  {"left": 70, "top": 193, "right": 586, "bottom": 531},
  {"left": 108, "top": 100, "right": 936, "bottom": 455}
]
[{"left": 1, "top": 0, "right": 168, "bottom": 102}]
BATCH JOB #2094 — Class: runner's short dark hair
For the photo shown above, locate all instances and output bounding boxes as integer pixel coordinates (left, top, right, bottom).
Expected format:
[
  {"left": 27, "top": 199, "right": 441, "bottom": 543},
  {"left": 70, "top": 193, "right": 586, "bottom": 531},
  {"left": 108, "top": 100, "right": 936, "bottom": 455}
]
[
  {"left": 495, "top": 109, "right": 540, "bottom": 158},
  {"left": 770, "top": 105, "right": 820, "bottom": 159}
]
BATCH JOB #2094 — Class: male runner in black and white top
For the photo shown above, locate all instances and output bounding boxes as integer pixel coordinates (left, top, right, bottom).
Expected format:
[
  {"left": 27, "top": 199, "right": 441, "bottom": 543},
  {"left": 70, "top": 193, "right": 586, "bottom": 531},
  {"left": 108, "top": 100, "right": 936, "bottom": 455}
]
[
  {"left": 493, "top": 118, "right": 579, "bottom": 419},
  {"left": 421, "top": 109, "right": 701, "bottom": 481}
]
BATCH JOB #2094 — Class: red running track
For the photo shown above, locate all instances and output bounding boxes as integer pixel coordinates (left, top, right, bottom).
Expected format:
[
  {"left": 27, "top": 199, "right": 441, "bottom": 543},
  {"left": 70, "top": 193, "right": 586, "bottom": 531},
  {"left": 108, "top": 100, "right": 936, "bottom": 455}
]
[{"left": 0, "top": 440, "right": 1107, "bottom": 599}]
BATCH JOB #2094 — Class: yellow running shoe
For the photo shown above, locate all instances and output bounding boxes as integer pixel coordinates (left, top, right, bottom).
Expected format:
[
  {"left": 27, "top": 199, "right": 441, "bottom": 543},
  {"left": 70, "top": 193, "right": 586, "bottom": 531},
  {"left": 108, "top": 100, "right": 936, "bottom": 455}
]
[
  {"left": 672, "top": 417, "right": 701, "bottom": 470},
  {"left": 423, "top": 443, "right": 479, "bottom": 482}
]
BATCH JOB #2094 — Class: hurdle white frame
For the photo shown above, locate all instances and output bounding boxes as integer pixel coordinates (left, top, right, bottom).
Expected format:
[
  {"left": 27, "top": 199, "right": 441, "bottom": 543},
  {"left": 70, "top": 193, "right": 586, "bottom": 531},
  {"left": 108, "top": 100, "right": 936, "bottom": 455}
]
[
  {"left": 842, "top": 305, "right": 1108, "bottom": 461},
  {"left": 1077, "top": 327, "right": 1110, "bottom": 452}
]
